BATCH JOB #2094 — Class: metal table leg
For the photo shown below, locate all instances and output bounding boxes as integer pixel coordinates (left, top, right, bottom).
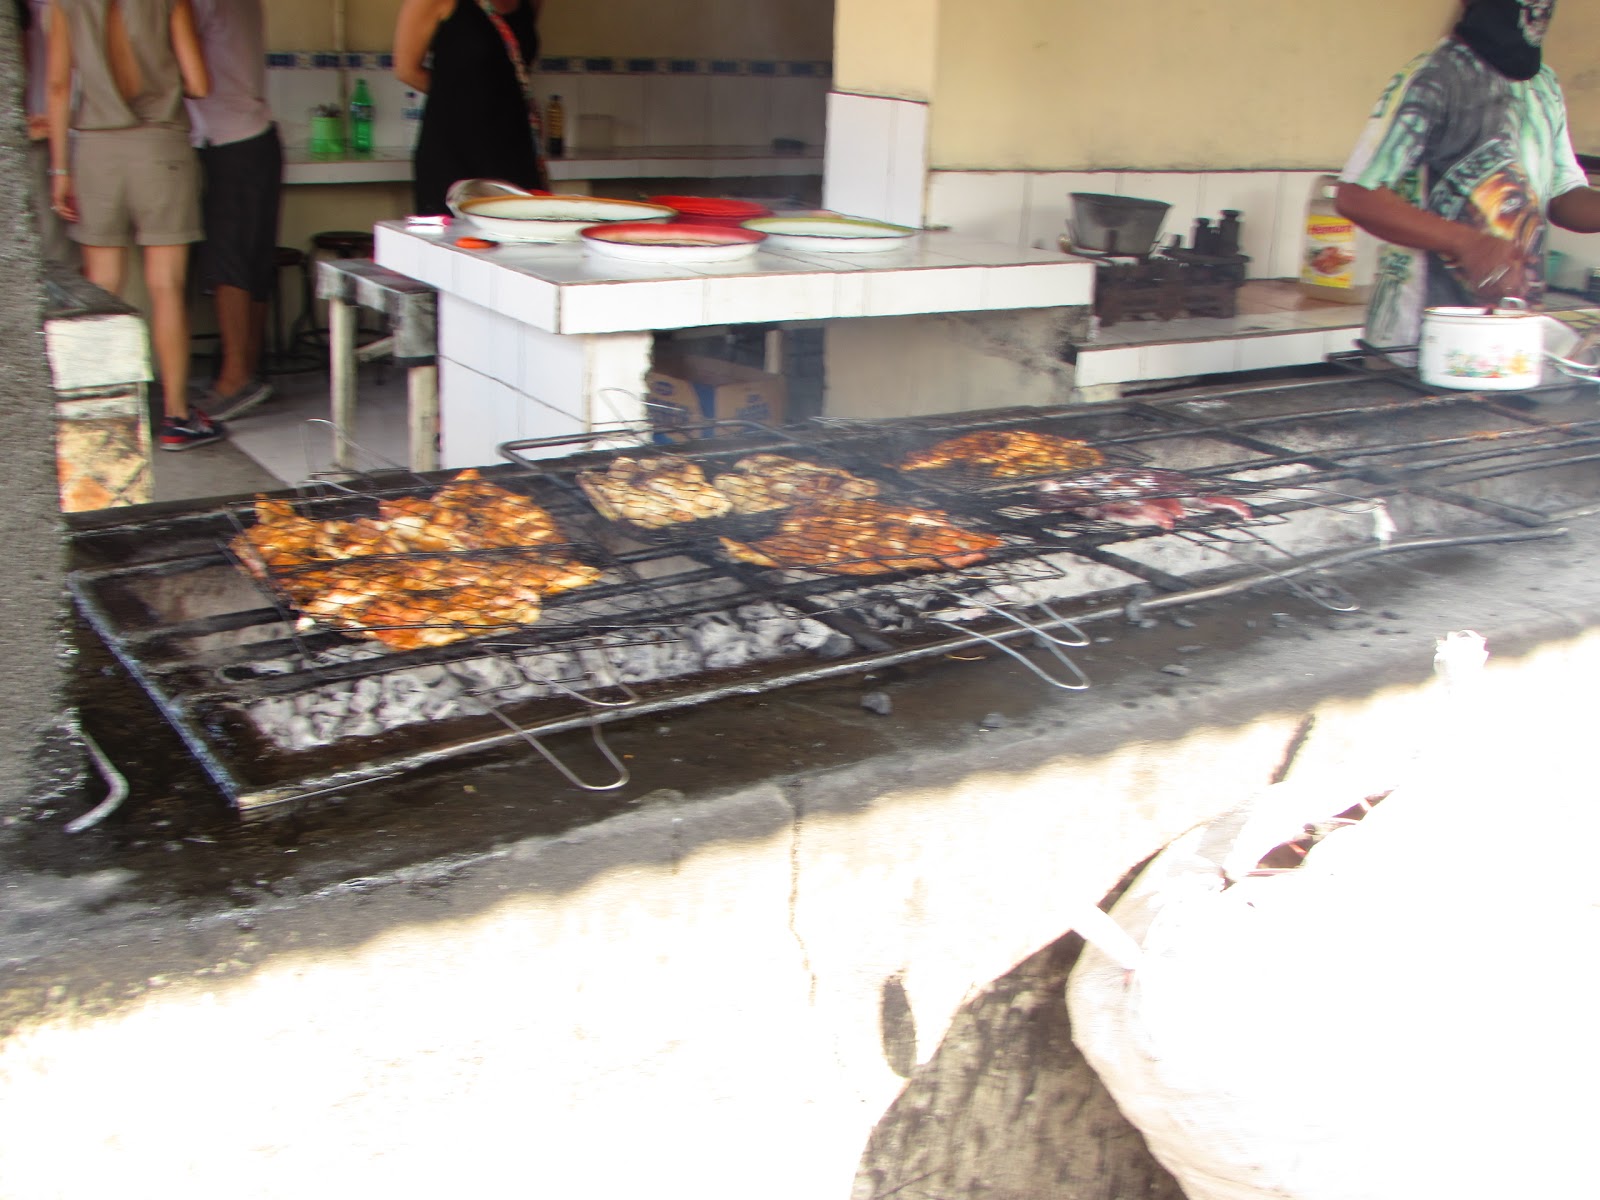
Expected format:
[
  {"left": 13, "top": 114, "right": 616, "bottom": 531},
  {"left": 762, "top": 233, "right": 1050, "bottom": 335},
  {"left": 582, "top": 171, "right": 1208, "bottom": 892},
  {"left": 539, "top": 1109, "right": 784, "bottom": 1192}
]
[{"left": 328, "top": 295, "right": 357, "bottom": 470}]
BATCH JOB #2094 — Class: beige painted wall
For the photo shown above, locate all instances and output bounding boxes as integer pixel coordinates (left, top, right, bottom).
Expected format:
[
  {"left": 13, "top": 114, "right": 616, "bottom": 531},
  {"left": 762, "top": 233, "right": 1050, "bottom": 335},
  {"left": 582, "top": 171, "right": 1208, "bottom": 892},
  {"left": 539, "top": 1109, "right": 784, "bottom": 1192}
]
[
  {"left": 266, "top": 0, "right": 833, "bottom": 59},
  {"left": 877, "top": 0, "right": 1600, "bottom": 172},
  {"left": 834, "top": 0, "right": 938, "bottom": 102}
]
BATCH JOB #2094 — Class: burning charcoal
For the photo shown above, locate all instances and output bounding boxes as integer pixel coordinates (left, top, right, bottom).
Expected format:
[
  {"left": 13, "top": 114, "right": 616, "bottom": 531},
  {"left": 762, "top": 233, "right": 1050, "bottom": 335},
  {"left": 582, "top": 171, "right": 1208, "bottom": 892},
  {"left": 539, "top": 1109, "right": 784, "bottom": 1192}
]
[
  {"left": 790, "top": 618, "right": 835, "bottom": 652},
  {"left": 861, "top": 690, "right": 893, "bottom": 716},
  {"left": 350, "top": 677, "right": 382, "bottom": 713},
  {"left": 816, "top": 632, "right": 855, "bottom": 659},
  {"left": 1161, "top": 664, "right": 1191, "bottom": 677},
  {"left": 978, "top": 712, "right": 1006, "bottom": 730}
]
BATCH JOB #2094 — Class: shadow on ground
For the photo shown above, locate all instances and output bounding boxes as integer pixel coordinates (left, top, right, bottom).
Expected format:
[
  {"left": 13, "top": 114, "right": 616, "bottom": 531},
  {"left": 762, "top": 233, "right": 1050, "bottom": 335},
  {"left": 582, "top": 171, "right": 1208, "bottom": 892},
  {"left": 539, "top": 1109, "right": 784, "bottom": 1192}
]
[{"left": 853, "top": 929, "right": 1184, "bottom": 1200}]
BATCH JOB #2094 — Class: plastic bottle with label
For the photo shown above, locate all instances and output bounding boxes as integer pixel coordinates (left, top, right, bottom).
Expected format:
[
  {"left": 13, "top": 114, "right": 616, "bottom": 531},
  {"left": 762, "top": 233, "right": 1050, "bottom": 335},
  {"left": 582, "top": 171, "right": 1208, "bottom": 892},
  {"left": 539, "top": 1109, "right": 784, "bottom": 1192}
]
[
  {"left": 1300, "top": 174, "right": 1372, "bottom": 304},
  {"left": 349, "top": 78, "right": 375, "bottom": 154}
]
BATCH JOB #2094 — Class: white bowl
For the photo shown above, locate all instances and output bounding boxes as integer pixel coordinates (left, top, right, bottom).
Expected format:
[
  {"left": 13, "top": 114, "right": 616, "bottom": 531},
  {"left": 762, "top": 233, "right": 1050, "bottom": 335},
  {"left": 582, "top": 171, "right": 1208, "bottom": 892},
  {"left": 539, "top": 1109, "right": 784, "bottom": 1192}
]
[
  {"left": 580, "top": 222, "right": 767, "bottom": 264},
  {"left": 742, "top": 215, "right": 918, "bottom": 253},
  {"left": 456, "top": 194, "right": 676, "bottom": 243}
]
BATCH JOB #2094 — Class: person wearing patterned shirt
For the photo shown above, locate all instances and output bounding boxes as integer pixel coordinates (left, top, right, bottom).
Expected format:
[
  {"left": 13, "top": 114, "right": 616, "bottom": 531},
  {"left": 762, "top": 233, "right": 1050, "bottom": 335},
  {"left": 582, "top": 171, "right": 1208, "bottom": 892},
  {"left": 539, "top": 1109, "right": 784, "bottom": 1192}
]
[{"left": 1336, "top": 0, "right": 1600, "bottom": 354}]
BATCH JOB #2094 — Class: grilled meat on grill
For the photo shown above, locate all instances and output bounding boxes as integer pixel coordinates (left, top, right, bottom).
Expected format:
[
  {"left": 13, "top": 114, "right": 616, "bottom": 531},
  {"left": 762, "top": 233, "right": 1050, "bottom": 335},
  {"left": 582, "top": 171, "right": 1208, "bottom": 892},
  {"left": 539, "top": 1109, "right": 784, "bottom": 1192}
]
[
  {"left": 712, "top": 454, "right": 879, "bottom": 514},
  {"left": 1035, "top": 467, "right": 1254, "bottom": 530},
  {"left": 229, "top": 469, "right": 600, "bottom": 649},
  {"left": 576, "top": 456, "right": 733, "bottom": 528},
  {"left": 717, "top": 499, "right": 1004, "bottom": 575},
  {"left": 899, "top": 429, "right": 1105, "bottom": 478},
  {"left": 283, "top": 552, "right": 601, "bottom": 650}
]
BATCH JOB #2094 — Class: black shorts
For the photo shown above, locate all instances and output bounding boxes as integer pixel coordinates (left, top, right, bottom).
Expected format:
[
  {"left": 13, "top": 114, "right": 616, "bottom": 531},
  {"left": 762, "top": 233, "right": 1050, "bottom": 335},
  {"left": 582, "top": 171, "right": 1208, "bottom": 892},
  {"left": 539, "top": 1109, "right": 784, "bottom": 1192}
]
[{"left": 197, "top": 124, "right": 284, "bottom": 300}]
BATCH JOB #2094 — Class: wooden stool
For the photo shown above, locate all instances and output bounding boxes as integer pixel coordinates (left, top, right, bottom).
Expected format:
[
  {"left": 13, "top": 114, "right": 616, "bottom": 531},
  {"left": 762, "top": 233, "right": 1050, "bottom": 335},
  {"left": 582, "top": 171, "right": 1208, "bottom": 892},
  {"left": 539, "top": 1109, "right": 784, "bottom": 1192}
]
[{"left": 315, "top": 257, "right": 438, "bottom": 473}]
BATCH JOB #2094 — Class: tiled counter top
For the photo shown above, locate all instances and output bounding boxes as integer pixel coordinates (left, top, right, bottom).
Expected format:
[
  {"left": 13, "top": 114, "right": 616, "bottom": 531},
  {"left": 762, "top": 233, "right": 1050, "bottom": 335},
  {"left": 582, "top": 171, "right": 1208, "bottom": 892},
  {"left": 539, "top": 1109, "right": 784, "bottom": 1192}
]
[
  {"left": 285, "top": 144, "right": 823, "bottom": 187},
  {"left": 374, "top": 219, "right": 1095, "bottom": 336},
  {"left": 371, "top": 219, "right": 1096, "bottom": 468}
]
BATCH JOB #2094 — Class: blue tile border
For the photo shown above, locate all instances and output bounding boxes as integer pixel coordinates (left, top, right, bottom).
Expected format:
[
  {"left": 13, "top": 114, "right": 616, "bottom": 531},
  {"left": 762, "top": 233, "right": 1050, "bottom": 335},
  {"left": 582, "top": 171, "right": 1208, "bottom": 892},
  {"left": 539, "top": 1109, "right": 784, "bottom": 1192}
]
[{"left": 264, "top": 52, "right": 833, "bottom": 79}]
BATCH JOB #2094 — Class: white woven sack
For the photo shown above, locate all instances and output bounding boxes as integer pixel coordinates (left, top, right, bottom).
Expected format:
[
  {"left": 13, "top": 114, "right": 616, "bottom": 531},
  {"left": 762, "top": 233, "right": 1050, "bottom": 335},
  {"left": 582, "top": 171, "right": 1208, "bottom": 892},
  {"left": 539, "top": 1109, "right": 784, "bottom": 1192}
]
[{"left": 1067, "top": 733, "right": 1600, "bottom": 1200}]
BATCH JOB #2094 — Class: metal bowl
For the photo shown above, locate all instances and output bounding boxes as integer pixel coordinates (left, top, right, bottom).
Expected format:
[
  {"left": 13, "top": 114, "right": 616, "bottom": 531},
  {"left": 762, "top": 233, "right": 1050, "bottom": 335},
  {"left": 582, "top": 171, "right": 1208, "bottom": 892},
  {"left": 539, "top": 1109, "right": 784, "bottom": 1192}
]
[{"left": 1068, "top": 193, "right": 1171, "bottom": 258}]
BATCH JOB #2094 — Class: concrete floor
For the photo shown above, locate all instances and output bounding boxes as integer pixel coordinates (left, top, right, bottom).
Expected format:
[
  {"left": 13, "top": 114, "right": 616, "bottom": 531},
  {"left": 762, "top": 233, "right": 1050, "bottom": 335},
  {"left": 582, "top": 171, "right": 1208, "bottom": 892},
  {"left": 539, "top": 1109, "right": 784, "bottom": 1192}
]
[{"left": 153, "top": 359, "right": 410, "bottom": 504}]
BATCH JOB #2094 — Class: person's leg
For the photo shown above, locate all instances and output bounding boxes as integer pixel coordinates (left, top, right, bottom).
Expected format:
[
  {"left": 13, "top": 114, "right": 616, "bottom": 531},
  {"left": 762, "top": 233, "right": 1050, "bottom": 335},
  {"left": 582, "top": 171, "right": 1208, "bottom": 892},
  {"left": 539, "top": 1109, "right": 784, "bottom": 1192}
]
[
  {"left": 79, "top": 244, "right": 128, "bottom": 297},
  {"left": 141, "top": 242, "right": 192, "bottom": 420},
  {"left": 213, "top": 282, "right": 254, "bottom": 396}
]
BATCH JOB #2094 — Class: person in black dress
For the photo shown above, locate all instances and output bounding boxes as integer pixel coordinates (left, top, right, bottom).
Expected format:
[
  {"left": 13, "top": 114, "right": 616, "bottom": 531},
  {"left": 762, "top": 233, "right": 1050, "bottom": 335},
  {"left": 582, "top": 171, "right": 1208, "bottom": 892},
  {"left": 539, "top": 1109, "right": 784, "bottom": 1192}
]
[{"left": 394, "top": 0, "right": 547, "bottom": 216}]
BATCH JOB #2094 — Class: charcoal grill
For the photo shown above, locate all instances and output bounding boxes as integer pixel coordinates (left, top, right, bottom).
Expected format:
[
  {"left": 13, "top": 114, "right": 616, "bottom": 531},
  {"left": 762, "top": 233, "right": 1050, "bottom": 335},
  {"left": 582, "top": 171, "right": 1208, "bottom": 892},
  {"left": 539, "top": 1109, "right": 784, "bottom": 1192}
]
[{"left": 69, "top": 377, "right": 1594, "bottom": 810}]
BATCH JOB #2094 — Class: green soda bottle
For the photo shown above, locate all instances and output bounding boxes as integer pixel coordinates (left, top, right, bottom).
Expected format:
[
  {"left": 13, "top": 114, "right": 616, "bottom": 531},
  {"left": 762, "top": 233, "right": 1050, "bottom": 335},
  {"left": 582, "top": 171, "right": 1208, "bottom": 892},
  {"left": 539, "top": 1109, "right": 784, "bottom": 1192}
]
[{"left": 349, "top": 78, "right": 375, "bottom": 154}]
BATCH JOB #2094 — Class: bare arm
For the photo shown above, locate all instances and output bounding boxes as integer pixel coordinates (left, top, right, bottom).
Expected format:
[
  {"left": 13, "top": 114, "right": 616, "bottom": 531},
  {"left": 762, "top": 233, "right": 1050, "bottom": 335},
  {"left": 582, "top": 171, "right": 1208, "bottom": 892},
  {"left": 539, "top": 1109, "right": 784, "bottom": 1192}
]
[
  {"left": 44, "top": 0, "right": 77, "bottom": 218},
  {"left": 170, "top": 0, "right": 209, "bottom": 98},
  {"left": 1336, "top": 181, "right": 1524, "bottom": 301},
  {"left": 1549, "top": 186, "right": 1600, "bottom": 234},
  {"left": 394, "top": 0, "right": 453, "bottom": 94}
]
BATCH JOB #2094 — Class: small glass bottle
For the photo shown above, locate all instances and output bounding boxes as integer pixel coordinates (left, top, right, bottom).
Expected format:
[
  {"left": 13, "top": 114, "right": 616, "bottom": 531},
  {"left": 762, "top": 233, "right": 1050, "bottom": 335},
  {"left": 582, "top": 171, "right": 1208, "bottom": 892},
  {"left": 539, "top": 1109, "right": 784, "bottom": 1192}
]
[
  {"left": 546, "top": 95, "right": 565, "bottom": 157},
  {"left": 349, "top": 78, "right": 374, "bottom": 154}
]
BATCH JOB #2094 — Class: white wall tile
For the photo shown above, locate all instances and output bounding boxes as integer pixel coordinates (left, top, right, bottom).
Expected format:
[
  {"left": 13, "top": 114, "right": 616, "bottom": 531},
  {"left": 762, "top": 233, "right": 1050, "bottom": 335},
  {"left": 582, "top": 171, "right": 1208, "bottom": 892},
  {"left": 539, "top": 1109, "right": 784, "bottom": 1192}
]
[
  {"left": 861, "top": 268, "right": 976, "bottom": 318},
  {"left": 883, "top": 100, "right": 930, "bottom": 229},
  {"left": 578, "top": 76, "right": 648, "bottom": 148},
  {"left": 438, "top": 358, "right": 524, "bottom": 469},
  {"left": 1235, "top": 330, "right": 1329, "bottom": 372},
  {"left": 495, "top": 268, "right": 560, "bottom": 330},
  {"left": 1115, "top": 173, "right": 1203, "bottom": 256},
  {"left": 586, "top": 332, "right": 655, "bottom": 430},
  {"left": 1026, "top": 172, "right": 1117, "bottom": 252},
  {"left": 925, "top": 173, "right": 1028, "bottom": 246},
  {"left": 770, "top": 77, "right": 828, "bottom": 149},
  {"left": 519, "top": 393, "right": 588, "bottom": 443},
  {"left": 560, "top": 278, "right": 707, "bottom": 334},
  {"left": 1323, "top": 328, "right": 1363, "bottom": 356},
  {"left": 709, "top": 77, "right": 772, "bottom": 148},
  {"left": 438, "top": 296, "right": 520, "bottom": 388},
  {"left": 824, "top": 93, "right": 928, "bottom": 229},
  {"left": 981, "top": 263, "right": 1094, "bottom": 310},
  {"left": 266, "top": 70, "right": 338, "bottom": 146},
  {"left": 1072, "top": 346, "right": 1142, "bottom": 389},
  {"left": 519, "top": 324, "right": 588, "bottom": 421},
  {"left": 1142, "top": 338, "right": 1240, "bottom": 382},
  {"left": 373, "top": 225, "right": 422, "bottom": 280},
  {"left": 702, "top": 273, "right": 839, "bottom": 325},
  {"left": 1197, "top": 172, "right": 1282, "bottom": 278},
  {"left": 642, "top": 76, "right": 710, "bottom": 148}
]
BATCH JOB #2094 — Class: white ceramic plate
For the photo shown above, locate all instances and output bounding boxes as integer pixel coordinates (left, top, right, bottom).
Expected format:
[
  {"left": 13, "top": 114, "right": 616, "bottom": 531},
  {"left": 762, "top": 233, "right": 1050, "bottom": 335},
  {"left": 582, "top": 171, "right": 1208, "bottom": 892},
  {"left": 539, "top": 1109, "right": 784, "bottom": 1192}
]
[
  {"left": 742, "top": 215, "right": 918, "bottom": 253},
  {"left": 580, "top": 222, "right": 767, "bottom": 264},
  {"left": 457, "top": 194, "right": 676, "bottom": 243}
]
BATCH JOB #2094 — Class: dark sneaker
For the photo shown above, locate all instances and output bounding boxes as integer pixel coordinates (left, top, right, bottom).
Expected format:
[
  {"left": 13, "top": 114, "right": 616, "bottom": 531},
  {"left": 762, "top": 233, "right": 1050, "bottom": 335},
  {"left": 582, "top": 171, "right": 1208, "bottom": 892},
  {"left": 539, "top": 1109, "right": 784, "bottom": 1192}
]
[
  {"left": 208, "top": 378, "right": 275, "bottom": 421},
  {"left": 159, "top": 409, "right": 228, "bottom": 452}
]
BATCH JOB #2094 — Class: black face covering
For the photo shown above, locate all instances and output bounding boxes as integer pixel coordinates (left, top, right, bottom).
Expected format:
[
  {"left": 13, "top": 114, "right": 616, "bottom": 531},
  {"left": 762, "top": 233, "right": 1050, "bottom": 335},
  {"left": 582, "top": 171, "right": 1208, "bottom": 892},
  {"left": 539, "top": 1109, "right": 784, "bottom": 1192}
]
[{"left": 1455, "top": 0, "right": 1556, "bottom": 81}]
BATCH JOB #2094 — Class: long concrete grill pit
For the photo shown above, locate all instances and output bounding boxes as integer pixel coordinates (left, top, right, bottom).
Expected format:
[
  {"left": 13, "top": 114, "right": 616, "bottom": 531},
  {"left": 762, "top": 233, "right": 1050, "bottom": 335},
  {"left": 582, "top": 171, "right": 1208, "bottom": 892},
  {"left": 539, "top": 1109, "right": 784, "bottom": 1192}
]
[{"left": 67, "top": 375, "right": 1600, "bottom": 809}]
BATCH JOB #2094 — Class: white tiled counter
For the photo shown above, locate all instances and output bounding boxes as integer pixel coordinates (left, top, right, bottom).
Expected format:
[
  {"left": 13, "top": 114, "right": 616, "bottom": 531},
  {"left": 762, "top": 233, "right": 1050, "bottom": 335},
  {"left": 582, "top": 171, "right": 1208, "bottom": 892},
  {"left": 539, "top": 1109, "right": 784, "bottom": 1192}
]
[{"left": 373, "top": 219, "right": 1095, "bottom": 469}]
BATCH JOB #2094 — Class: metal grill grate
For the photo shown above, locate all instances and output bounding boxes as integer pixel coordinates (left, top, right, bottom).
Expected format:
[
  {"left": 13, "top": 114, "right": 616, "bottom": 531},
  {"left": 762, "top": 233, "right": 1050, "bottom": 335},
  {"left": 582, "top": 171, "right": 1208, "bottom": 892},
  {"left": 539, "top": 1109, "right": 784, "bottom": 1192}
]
[{"left": 69, "top": 378, "right": 1598, "bottom": 809}]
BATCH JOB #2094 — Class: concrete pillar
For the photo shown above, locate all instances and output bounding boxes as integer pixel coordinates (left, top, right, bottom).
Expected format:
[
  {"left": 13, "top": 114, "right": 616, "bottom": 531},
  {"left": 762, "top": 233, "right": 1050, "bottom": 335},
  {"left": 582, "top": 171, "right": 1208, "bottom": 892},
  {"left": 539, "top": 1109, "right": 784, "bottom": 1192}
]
[{"left": 0, "top": 6, "right": 74, "bottom": 810}]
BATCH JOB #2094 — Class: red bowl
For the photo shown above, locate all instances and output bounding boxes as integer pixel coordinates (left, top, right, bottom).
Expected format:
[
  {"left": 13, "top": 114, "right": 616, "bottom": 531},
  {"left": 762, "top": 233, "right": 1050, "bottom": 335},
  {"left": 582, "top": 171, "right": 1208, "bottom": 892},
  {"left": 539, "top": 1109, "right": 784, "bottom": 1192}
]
[{"left": 647, "top": 195, "right": 774, "bottom": 228}]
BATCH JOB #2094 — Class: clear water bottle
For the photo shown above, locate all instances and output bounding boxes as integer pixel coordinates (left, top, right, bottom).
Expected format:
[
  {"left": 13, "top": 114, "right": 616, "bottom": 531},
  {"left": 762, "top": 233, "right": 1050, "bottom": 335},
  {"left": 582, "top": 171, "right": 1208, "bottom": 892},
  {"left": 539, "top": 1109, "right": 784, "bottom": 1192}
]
[{"left": 349, "top": 78, "right": 374, "bottom": 154}]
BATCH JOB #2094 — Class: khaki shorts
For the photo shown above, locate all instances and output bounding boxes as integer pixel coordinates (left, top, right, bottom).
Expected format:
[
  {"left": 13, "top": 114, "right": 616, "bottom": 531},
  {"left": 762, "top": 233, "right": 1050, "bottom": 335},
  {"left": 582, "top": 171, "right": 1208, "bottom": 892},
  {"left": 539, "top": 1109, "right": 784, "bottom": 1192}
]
[{"left": 71, "top": 126, "right": 202, "bottom": 248}]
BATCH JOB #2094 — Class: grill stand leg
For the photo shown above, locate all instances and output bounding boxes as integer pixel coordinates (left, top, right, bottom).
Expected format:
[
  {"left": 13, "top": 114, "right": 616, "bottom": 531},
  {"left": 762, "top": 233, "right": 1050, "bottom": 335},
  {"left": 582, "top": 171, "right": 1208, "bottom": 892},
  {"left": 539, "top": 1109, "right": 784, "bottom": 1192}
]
[
  {"left": 328, "top": 295, "right": 356, "bottom": 471},
  {"left": 408, "top": 363, "right": 439, "bottom": 473}
]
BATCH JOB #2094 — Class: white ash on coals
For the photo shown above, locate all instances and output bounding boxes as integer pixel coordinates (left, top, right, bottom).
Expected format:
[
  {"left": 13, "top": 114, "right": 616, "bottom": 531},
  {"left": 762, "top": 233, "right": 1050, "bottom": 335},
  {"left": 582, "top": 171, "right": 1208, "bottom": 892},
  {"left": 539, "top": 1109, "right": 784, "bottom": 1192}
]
[
  {"left": 238, "top": 601, "right": 840, "bottom": 753},
  {"left": 812, "top": 552, "right": 1142, "bottom": 634}
]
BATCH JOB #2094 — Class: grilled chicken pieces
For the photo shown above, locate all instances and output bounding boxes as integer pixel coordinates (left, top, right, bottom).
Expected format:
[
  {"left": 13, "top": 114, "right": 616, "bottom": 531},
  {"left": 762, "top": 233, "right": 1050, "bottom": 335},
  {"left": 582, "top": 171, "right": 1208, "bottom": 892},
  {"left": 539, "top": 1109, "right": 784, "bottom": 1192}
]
[
  {"left": 899, "top": 429, "right": 1106, "bottom": 478},
  {"left": 577, "top": 453, "right": 879, "bottom": 526},
  {"left": 576, "top": 456, "right": 733, "bottom": 528},
  {"left": 718, "top": 499, "right": 1003, "bottom": 576},
  {"left": 230, "top": 469, "right": 599, "bottom": 650},
  {"left": 713, "top": 454, "right": 879, "bottom": 514}
]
